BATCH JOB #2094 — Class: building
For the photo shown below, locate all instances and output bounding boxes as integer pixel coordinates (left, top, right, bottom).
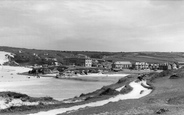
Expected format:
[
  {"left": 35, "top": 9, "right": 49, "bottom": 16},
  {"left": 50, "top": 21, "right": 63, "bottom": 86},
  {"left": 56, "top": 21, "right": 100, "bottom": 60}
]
[
  {"left": 133, "top": 62, "right": 149, "bottom": 70},
  {"left": 112, "top": 61, "right": 132, "bottom": 69},
  {"left": 177, "top": 62, "right": 184, "bottom": 68},
  {"left": 91, "top": 59, "right": 111, "bottom": 69},
  {"left": 171, "top": 63, "right": 177, "bottom": 69},
  {"left": 159, "top": 62, "right": 177, "bottom": 70},
  {"left": 64, "top": 57, "right": 92, "bottom": 67},
  {"left": 91, "top": 59, "right": 98, "bottom": 67},
  {"left": 45, "top": 57, "right": 57, "bottom": 61},
  {"left": 159, "top": 63, "right": 171, "bottom": 70},
  {"left": 149, "top": 63, "right": 159, "bottom": 70},
  {"left": 100, "top": 61, "right": 112, "bottom": 69},
  {"left": 30, "top": 66, "right": 59, "bottom": 74}
]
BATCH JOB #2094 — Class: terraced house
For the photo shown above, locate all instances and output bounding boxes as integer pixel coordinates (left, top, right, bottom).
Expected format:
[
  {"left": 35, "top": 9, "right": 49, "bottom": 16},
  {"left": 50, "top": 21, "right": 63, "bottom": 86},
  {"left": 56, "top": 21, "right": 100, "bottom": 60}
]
[
  {"left": 112, "top": 61, "right": 132, "bottom": 69},
  {"left": 149, "top": 63, "right": 159, "bottom": 70},
  {"left": 133, "top": 62, "right": 149, "bottom": 70},
  {"left": 159, "top": 62, "right": 177, "bottom": 70}
]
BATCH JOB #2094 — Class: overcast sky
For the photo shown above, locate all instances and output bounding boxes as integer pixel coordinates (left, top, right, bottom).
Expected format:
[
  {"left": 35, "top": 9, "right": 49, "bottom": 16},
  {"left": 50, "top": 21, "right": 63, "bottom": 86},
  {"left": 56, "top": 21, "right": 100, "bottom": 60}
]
[{"left": 0, "top": 0, "right": 184, "bottom": 52}]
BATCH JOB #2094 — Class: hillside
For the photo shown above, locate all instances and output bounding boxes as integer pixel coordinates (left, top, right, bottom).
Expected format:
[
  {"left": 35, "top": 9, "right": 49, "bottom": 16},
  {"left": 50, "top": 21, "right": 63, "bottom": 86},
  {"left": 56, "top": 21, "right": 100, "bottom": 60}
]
[
  {"left": 0, "top": 46, "right": 115, "bottom": 65},
  {"left": 60, "top": 68, "right": 184, "bottom": 115},
  {"left": 1, "top": 46, "right": 184, "bottom": 66},
  {"left": 103, "top": 52, "right": 184, "bottom": 63}
]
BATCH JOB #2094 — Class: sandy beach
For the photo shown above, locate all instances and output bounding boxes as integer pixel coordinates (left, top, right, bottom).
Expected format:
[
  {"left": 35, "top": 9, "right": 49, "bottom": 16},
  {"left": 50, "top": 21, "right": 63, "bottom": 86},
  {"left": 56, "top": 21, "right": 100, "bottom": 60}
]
[
  {"left": 0, "top": 51, "right": 50, "bottom": 97},
  {"left": 0, "top": 51, "right": 36, "bottom": 88},
  {"left": 0, "top": 65, "right": 40, "bottom": 91}
]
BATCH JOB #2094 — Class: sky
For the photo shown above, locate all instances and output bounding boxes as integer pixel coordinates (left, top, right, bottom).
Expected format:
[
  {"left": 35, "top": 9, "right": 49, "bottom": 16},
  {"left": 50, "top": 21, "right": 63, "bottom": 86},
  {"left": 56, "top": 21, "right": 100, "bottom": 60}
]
[{"left": 0, "top": 0, "right": 184, "bottom": 52}]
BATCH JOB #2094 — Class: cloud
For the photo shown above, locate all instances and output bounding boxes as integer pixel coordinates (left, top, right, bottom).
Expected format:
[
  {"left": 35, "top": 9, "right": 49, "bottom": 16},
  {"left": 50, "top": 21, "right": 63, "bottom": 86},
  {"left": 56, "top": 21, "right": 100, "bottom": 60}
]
[
  {"left": 0, "top": 0, "right": 183, "bottom": 52},
  {"left": 149, "top": 0, "right": 184, "bottom": 7}
]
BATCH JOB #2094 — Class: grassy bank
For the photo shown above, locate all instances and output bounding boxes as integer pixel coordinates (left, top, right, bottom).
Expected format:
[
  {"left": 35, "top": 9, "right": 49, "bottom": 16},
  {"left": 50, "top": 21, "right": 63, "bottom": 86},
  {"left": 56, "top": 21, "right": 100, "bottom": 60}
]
[{"left": 60, "top": 68, "right": 184, "bottom": 115}]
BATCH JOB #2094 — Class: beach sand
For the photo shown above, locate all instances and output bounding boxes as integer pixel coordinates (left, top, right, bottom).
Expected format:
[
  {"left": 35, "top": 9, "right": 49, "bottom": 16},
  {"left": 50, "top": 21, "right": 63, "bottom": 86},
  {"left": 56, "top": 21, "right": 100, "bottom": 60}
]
[{"left": 0, "top": 66, "right": 41, "bottom": 91}]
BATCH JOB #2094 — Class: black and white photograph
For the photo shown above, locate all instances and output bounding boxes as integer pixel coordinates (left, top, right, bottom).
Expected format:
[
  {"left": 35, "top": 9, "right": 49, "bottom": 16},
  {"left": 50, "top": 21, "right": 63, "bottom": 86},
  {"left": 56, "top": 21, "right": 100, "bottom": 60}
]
[{"left": 0, "top": 0, "right": 184, "bottom": 115}]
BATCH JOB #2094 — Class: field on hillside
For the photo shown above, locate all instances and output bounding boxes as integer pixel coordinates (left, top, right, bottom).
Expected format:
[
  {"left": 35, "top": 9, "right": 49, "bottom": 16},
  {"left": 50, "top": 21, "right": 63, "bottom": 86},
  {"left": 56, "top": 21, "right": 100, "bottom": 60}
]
[{"left": 104, "top": 52, "right": 184, "bottom": 63}]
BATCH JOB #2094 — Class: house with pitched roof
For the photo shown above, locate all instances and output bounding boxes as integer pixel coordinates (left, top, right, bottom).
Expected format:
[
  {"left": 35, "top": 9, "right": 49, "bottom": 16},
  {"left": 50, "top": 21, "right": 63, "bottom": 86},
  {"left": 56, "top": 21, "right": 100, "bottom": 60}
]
[
  {"left": 132, "top": 62, "right": 149, "bottom": 70},
  {"left": 112, "top": 61, "right": 132, "bottom": 69}
]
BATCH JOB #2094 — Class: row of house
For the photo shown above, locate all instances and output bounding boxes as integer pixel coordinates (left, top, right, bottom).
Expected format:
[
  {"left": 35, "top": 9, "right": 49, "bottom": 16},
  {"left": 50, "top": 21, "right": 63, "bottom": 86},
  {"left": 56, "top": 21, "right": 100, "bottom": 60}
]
[
  {"left": 112, "top": 61, "right": 132, "bottom": 70},
  {"left": 62, "top": 57, "right": 184, "bottom": 71},
  {"left": 112, "top": 61, "right": 180, "bottom": 70}
]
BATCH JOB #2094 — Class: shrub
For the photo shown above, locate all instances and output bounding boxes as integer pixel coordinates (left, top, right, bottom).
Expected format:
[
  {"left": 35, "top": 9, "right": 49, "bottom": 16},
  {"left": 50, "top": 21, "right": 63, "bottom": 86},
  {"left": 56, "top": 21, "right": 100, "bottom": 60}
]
[
  {"left": 100, "top": 88, "right": 119, "bottom": 96},
  {"left": 120, "top": 85, "right": 133, "bottom": 94}
]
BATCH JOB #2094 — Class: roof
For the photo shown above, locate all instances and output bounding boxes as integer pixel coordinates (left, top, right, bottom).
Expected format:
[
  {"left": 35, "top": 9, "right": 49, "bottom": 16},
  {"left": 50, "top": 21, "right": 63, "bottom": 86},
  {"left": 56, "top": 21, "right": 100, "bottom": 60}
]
[
  {"left": 113, "top": 61, "right": 132, "bottom": 65},
  {"left": 178, "top": 62, "right": 184, "bottom": 65},
  {"left": 134, "top": 62, "right": 149, "bottom": 65},
  {"left": 64, "top": 57, "right": 91, "bottom": 60}
]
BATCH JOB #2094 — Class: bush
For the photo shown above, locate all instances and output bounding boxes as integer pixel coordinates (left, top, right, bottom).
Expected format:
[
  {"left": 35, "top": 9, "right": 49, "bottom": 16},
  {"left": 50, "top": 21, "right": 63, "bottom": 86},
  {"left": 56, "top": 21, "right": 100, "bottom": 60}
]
[
  {"left": 120, "top": 85, "right": 133, "bottom": 94},
  {"left": 0, "top": 92, "right": 29, "bottom": 99},
  {"left": 170, "top": 73, "right": 184, "bottom": 79},
  {"left": 117, "top": 76, "right": 130, "bottom": 84},
  {"left": 170, "top": 74, "right": 179, "bottom": 79},
  {"left": 100, "top": 88, "right": 119, "bottom": 96},
  {"left": 148, "top": 70, "right": 173, "bottom": 82}
]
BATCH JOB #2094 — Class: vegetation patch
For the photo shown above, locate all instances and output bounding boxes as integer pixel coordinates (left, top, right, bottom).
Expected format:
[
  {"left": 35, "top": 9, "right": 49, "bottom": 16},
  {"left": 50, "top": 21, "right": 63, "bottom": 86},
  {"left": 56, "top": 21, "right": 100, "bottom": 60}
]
[
  {"left": 155, "top": 108, "right": 169, "bottom": 114},
  {"left": 170, "top": 73, "right": 184, "bottom": 79},
  {"left": 141, "top": 83, "right": 154, "bottom": 90},
  {"left": 0, "top": 92, "right": 29, "bottom": 99},
  {"left": 0, "top": 92, "right": 59, "bottom": 113},
  {"left": 119, "top": 85, "right": 133, "bottom": 94},
  {"left": 167, "top": 96, "right": 184, "bottom": 105}
]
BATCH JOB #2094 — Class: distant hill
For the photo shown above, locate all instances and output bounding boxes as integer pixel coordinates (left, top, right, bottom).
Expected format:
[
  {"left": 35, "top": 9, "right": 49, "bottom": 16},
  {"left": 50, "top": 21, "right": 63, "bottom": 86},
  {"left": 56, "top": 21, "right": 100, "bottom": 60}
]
[
  {"left": 103, "top": 52, "right": 184, "bottom": 63},
  {"left": 0, "top": 46, "right": 184, "bottom": 65},
  {"left": 0, "top": 46, "right": 115, "bottom": 65}
]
